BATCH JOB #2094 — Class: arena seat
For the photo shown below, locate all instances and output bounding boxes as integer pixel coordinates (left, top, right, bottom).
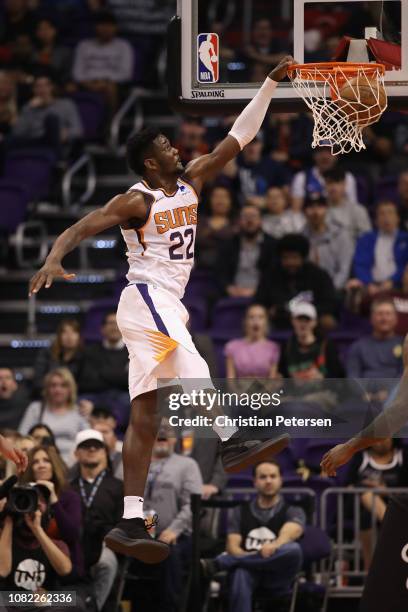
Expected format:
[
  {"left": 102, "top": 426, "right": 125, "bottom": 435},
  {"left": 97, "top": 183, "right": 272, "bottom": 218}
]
[
  {"left": 83, "top": 297, "right": 117, "bottom": 342},
  {"left": 375, "top": 175, "right": 399, "bottom": 203},
  {"left": 70, "top": 91, "right": 107, "bottom": 141},
  {"left": 355, "top": 174, "right": 370, "bottom": 205},
  {"left": 183, "top": 268, "right": 217, "bottom": 300},
  {"left": 0, "top": 180, "right": 30, "bottom": 233},
  {"left": 210, "top": 297, "right": 251, "bottom": 334},
  {"left": 183, "top": 296, "right": 207, "bottom": 332},
  {"left": 4, "top": 149, "right": 56, "bottom": 200}
]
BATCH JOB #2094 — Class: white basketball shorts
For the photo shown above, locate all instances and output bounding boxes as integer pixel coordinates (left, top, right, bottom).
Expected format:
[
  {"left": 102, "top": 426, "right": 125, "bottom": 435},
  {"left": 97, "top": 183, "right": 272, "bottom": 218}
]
[{"left": 116, "top": 282, "right": 213, "bottom": 401}]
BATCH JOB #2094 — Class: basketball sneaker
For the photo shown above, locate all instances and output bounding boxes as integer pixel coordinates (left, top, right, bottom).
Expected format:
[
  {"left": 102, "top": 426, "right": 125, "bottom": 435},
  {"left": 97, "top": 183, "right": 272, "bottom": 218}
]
[
  {"left": 104, "top": 515, "right": 169, "bottom": 563},
  {"left": 221, "top": 432, "right": 290, "bottom": 473}
]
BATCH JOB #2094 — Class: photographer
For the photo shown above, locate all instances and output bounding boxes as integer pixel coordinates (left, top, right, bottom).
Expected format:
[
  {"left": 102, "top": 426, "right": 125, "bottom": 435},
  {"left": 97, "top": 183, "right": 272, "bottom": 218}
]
[
  {"left": 0, "top": 484, "right": 72, "bottom": 609},
  {"left": 21, "top": 445, "right": 84, "bottom": 577}
]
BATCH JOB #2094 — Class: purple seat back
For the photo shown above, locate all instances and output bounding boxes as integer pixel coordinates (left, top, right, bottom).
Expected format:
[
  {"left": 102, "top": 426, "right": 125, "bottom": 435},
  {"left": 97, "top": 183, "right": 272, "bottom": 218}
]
[
  {"left": 83, "top": 298, "right": 117, "bottom": 342},
  {"left": 182, "top": 297, "right": 207, "bottom": 332},
  {"left": 356, "top": 174, "right": 370, "bottom": 206},
  {"left": 300, "top": 525, "right": 331, "bottom": 565},
  {"left": 70, "top": 92, "right": 106, "bottom": 141},
  {"left": 276, "top": 446, "right": 297, "bottom": 475},
  {"left": 0, "top": 180, "right": 29, "bottom": 232},
  {"left": 375, "top": 175, "right": 399, "bottom": 204},
  {"left": 184, "top": 269, "right": 216, "bottom": 300},
  {"left": 211, "top": 297, "right": 251, "bottom": 334},
  {"left": 4, "top": 149, "right": 55, "bottom": 200}
]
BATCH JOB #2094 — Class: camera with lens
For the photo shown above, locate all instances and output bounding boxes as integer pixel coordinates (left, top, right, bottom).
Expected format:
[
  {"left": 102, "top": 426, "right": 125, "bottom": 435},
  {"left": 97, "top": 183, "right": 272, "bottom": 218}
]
[
  {"left": 0, "top": 477, "right": 51, "bottom": 518},
  {"left": 7, "top": 484, "right": 42, "bottom": 515}
]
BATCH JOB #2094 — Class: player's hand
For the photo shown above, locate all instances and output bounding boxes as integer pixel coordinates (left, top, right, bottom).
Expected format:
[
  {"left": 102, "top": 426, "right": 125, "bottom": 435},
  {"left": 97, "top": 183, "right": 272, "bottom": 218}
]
[
  {"left": 29, "top": 262, "right": 76, "bottom": 296},
  {"left": 320, "top": 442, "right": 356, "bottom": 477},
  {"left": 0, "top": 435, "right": 28, "bottom": 473},
  {"left": 268, "top": 56, "right": 296, "bottom": 81}
]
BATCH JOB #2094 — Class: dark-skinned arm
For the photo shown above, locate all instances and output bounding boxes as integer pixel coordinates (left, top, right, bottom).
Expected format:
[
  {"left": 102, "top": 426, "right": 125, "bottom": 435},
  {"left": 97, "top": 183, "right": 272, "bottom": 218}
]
[
  {"left": 184, "top": 55, "right": 294, "bottom": 191},
  {"left": 29, "top": 191, "right": 147, "bottom": 295},
  {"left": 321, "top": 334, "right": 408, "bottom": 476}
]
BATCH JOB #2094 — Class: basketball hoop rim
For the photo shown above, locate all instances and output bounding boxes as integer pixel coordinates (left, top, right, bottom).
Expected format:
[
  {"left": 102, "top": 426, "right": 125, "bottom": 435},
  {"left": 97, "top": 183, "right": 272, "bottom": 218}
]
[{"left": 287, "top": 61, "right": 386, "bottom": 81}]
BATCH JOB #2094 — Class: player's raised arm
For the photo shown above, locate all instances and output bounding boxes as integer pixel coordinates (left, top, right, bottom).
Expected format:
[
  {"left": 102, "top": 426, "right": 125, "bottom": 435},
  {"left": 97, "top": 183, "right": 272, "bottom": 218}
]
[
  {"left": 184, "top": 55, "right": 294, "bottom": 187},
  {"left": 321, "top": 334, "right": 408, "bottom": 476},
  {"left": 29, "top": 191, "right": 147, "bottom": 296}
]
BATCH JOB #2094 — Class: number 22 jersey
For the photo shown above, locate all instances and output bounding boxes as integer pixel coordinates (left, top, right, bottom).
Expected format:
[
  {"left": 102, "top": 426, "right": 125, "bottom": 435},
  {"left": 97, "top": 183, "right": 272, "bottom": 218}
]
[{"left": 121, "top": 178, "right": 198, "bottom": 299}]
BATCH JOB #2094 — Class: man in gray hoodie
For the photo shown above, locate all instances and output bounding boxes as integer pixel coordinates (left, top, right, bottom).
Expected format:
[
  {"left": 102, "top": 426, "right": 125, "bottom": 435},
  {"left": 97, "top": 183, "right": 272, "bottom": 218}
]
[{"left": 325, "top": 167, "right": 372, "bottom": 242}]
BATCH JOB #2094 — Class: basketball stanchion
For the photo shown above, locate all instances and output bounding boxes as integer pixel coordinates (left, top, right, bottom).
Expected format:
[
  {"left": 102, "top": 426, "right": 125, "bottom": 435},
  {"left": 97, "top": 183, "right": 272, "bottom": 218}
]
[{"left": 288, "top": 62, "right": 387, "bottom": 154}]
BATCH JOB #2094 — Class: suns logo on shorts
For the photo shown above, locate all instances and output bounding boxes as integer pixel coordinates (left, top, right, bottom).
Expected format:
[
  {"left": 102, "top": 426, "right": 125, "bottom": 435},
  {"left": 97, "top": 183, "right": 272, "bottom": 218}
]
[
  {"left": 197, "top": 33, "right": 219, "bottom": 83},
  {"left": 154, "top": 204, "right": 197, "bottom": 234}
]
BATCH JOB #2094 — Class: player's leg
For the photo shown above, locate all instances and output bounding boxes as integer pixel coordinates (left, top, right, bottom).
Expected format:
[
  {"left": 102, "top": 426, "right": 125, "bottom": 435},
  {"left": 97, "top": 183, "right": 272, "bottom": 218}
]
[
  {"left": 104, "top": 386, "right": 171, "bottom": 563},
  {"left": 123, "top": 390, "right": 161, "bottom": 498},
  {"left": 170, "top": 345, "right": 290, "bottom": 472}
]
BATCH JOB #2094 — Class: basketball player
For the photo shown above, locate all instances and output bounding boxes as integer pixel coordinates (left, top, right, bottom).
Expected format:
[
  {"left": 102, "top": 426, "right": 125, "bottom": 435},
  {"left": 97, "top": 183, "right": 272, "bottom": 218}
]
[{"left": 29, "top": 55, "right": 294, "bottom": 564}]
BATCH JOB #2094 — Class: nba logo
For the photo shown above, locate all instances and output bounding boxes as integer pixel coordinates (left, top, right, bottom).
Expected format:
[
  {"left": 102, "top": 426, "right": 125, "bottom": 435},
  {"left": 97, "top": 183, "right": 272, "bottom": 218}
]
[{"left": 197, "top": 33, "right": 219, "bottom": 83}]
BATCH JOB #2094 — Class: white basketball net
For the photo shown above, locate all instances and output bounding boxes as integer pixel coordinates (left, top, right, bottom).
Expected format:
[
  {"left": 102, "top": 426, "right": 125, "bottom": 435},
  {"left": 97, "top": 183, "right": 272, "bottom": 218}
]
[{"left": 288, "top": 64, "right": 387, "bottom": 155}]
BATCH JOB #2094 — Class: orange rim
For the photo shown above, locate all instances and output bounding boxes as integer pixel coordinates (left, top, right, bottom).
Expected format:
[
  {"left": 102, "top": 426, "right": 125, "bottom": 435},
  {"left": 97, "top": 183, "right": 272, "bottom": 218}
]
[{"left": 287, "top": 62, "right": 386, "bottom": 82}]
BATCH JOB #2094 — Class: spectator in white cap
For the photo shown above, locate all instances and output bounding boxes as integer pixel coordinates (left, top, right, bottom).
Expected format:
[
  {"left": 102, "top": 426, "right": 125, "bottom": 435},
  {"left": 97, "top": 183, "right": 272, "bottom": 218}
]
[
  {"left": 69, "top": 429, "right": 123, "bottom": 611},
  {"left": 279, "top": 301, "right": 345, "bottom": 379}
]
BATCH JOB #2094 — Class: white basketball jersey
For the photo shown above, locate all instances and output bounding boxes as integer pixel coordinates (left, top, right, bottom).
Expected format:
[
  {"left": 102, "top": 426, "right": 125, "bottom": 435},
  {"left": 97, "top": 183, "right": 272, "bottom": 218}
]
[{"left": 120, "top": 178, "right": 198, "bottom": 298}]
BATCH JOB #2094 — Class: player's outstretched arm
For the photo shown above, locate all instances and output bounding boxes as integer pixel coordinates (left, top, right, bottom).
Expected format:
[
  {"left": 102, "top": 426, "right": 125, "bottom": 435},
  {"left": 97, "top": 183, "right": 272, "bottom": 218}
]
[
  {"left": 321, "top": 334, "right": 408, "bottom": 476},
  {"left": 184, "top": 55, "right": 294, "bottom": 188},
  {"left": 29, "top": 191, "right": 147, "bottom": 295}
]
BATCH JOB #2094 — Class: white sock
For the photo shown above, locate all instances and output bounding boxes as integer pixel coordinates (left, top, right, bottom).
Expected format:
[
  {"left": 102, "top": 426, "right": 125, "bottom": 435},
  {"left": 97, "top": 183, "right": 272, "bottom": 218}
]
[
  {"left": 212, "top": 422, "right": 238, "bottom": 442},
  {"left": 123, "top": 496, "right": 144, "bottom": 519}
]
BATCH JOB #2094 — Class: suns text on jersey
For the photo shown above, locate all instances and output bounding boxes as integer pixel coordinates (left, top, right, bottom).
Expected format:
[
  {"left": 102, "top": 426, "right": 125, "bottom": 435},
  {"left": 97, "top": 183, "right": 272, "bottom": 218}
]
[{"left": 154, "top": 204, "right": 198, "bottom": 234}]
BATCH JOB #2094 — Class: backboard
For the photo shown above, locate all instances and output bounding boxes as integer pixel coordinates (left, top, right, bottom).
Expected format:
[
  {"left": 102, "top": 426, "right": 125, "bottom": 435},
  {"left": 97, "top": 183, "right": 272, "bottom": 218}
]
[{"left": 168, "top": 0, "right": 408, "bottom": 114}]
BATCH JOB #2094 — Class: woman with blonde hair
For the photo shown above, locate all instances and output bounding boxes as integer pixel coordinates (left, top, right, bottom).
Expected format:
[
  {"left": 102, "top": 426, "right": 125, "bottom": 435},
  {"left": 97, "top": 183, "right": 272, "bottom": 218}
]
[
  {"left": 33, "top": 318, "right": 85, "bottom": 393},
  {"left": 21, "top": 444, "right": 84, "bottom": 576},
  {"left": 19, "top": 368, "right": 89, "bottom": 465}
]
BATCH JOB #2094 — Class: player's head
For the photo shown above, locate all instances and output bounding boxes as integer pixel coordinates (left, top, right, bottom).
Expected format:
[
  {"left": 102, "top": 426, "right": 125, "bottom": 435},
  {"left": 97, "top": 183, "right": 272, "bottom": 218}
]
[{"left": 126, "top": 127, "right": 184, "bottom": 178}]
